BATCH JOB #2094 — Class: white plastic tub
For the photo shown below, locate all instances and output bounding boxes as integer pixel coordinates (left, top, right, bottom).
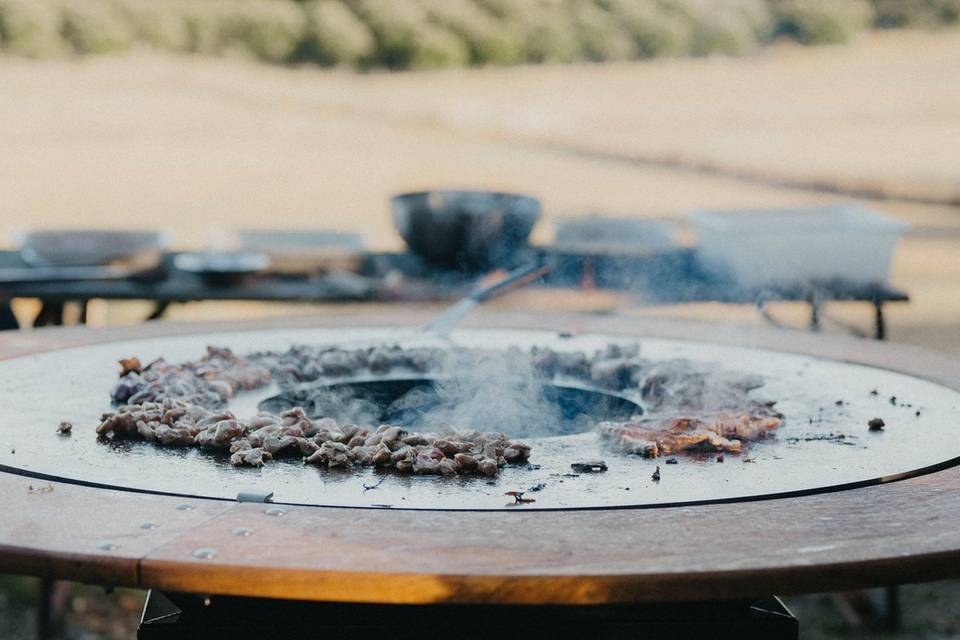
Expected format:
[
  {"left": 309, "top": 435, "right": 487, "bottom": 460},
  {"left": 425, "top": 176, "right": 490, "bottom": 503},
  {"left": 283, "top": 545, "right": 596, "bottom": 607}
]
[{"left": 688, "top": 204, "right": 908, "bottom": 289}]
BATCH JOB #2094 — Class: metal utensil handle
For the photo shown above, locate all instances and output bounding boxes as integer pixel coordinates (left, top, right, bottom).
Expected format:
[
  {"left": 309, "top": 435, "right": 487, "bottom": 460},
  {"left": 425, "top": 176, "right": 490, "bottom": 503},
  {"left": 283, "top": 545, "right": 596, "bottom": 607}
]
[
  {"left": 423, "top": 263, "right": 551, "bottom": 337},
  {"left": 469, "top": 263, "right": 551, "bottom": 303}
]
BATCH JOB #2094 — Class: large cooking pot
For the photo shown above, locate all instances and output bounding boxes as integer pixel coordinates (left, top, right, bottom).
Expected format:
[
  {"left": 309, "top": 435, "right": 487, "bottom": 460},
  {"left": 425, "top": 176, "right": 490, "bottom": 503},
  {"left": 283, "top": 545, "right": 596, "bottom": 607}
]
[{"left": 391, "top": 190, "right": 541, "bottom": 270}]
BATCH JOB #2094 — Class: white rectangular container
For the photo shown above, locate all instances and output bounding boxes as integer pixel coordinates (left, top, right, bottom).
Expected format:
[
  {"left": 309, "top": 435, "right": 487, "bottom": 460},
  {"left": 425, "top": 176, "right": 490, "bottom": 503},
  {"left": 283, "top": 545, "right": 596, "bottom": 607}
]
[{"left": 688, "top": 204, "right": 908, "bottom": 289}]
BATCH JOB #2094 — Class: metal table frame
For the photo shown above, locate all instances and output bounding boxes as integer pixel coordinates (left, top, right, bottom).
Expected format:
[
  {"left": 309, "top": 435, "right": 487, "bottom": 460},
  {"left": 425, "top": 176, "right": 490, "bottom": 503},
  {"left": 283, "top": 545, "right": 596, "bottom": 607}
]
[{"left": 0, "top": 249, "right": 908, "bottom": 339}]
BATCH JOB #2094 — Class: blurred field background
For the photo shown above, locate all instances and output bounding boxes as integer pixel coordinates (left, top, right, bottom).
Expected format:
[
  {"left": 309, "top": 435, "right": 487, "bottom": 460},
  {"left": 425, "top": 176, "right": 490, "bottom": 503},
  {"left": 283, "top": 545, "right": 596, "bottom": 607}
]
[
  {"left": 1, "top": 1, "right": 960, "bottom": 638},
  {"left": 1, "top": 0, "right": 958, "bottom": 68}
]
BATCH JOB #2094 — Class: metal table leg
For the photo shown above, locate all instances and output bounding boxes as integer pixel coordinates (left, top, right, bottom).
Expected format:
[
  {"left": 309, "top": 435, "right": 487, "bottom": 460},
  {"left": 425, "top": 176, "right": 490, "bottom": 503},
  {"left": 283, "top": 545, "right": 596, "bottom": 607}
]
[
  {"left": 146, "top": 301, "right": 171, "bottom": 321},
  {"left": 883, "top": 585, "right": 901, "bottom": 630},
  {"left": 0, "top": 303, "right": 18, "bottom": 330},
  {"left": 33, "top": 301, "right": 65, "bottom": 327},
  {"left": 37, "top": 577, "right": 53, "bottom": 640},
  {"left": 874, "top": 301, "right": 886, "bottom": 341},
  {"left": 808, "top": 297, "right": 821, "bottom": 332}
]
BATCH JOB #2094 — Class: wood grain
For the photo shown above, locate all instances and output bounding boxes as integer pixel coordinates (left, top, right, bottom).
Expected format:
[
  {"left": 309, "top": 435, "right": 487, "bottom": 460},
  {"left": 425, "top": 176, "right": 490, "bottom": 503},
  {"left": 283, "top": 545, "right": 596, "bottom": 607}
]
[
  {"left": 138, "top": 468, "right": 960, "bottom": 603},
  {"left": 1, "top": 310, "right": 959, "bottom": 603},
  {"left": 0, "top": 474, "right": 230, "bottom": 586}
]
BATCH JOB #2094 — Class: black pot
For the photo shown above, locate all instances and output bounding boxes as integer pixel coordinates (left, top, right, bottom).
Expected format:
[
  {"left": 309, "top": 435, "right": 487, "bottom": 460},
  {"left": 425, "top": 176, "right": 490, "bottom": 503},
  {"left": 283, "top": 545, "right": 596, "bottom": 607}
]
[{"left": 391, "top": 190, "right": 541, "bottom": 271}]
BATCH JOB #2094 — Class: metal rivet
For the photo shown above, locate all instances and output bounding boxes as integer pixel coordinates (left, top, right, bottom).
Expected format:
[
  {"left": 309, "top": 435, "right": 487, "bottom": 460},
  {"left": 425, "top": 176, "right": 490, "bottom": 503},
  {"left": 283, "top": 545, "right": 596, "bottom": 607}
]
[
  {"left": 264, "top": 507, "right": 286, "bottom": 516},
  {"left": 97, "top": 542, "right": 119, "bottom": 551},
  {"left": 232, "top": 527, "right": 253, "bottom": 537},
  {"left": 192, "top": 548, "right": 217, "bottom": 560},
  {"left": 139, "top": 522, "right": 158, "bottom": 530},
  {"left": 176, "top": 504, "right": 195, "bottom": 511}
]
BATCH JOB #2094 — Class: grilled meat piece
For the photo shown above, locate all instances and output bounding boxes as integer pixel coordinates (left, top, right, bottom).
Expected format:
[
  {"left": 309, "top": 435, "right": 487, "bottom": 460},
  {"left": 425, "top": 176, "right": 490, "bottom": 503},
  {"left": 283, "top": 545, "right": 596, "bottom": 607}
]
[
  {"left": 503, "top": 442, "right": 531, "bottom": 464},
  {"left": 597, "top": 411, "right": 780, "bottom": 458},
  {"left": 477, "top": 457, "right": 499, "bottom": 477},
  {"left": 110, "top": 347, "right": 271, "bottom": 408},
  {"left": 231, "top": 447, "right": 271, "bottom": 467},
  {"left": 117, "top": 357, "right": 142, "bottom": 376},
  {"left": 196, "top": 419, "right": 245, "bottom": 448}
]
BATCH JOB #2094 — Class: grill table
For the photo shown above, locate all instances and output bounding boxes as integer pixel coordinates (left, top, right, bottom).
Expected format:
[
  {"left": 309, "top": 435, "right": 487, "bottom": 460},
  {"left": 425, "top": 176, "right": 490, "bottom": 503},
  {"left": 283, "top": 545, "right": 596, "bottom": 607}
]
[
  {"left": 0, "top": 311, "right": 957, "bottom": 639},
  {"left": 0, "top": 249, "right": 907, "bottom": 339}
]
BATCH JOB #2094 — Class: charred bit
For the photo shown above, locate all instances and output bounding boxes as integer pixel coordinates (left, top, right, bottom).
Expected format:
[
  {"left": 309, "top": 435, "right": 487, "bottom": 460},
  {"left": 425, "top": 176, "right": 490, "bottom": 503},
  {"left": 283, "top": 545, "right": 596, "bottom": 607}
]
[{"left": 505, "top": 491, "right": 535, "bottom": 504}]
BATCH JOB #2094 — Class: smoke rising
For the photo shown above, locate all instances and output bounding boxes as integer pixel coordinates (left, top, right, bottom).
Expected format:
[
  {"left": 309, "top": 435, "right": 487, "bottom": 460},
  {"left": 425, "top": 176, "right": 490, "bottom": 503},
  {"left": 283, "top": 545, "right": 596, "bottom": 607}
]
[
  {"left": 402, "top": 347, "right": 566, "bottom": 438},
  {"left": 290, "top": 347, "right": 581, "bottom": 438}
]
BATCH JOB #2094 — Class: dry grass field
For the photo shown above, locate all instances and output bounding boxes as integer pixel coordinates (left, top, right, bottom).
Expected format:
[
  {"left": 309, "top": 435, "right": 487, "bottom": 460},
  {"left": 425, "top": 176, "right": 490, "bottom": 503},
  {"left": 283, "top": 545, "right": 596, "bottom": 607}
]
[{"left": 0, "top": 28, "right": 958, "bottom": 351}]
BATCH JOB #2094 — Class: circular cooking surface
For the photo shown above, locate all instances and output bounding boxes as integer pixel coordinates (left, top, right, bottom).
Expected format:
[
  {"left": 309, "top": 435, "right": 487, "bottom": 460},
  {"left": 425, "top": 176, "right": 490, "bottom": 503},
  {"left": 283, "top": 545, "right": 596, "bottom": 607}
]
[{"left": 2, "top": 327, "right": 959, "bottom": 511}]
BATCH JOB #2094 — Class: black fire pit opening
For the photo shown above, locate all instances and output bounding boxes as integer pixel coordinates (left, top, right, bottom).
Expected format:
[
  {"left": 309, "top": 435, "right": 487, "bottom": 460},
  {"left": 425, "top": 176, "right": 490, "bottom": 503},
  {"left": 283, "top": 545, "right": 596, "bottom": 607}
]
[{"left": 258, "top": 378, "right": 642, "bottom": 438}]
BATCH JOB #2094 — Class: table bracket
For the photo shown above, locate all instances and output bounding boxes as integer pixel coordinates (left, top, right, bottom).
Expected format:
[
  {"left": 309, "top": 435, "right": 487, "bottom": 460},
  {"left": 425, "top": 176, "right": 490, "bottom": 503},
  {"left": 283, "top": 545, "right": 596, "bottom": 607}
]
[{"left": 235, "top": 491, "right": 273, "bottom": 503}]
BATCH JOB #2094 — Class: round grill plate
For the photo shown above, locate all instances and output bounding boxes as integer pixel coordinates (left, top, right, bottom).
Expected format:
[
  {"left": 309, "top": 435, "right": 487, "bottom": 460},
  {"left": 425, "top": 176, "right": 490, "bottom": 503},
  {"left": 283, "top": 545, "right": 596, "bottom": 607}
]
[{"left": 1, "top": 328, "right": 958, "bottom": 510}]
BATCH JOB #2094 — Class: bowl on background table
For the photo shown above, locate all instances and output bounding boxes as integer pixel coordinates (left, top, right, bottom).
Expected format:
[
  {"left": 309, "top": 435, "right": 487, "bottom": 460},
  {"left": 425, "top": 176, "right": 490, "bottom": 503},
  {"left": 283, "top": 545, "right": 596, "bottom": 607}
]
[
  {"left": 391, "top": 190, "right": 541, "bottom": 271},
  {"left": 16, "top": 230, "right": 167, "bottom": 271}
]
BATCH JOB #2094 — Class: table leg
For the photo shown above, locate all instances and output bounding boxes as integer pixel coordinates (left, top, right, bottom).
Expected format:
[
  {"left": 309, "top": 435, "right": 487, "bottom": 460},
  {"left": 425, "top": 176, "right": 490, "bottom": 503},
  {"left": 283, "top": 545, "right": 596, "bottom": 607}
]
[
  {"left": 874, "top": 302, "right": 886, "bottom": 341},
  {"left": 0, "top": 303, "right": 18, "bottom": 330},
  {"left": 883, "top": 585, "right": 901, "bottom": 630},
  {"left": 147, "top": 301, "right": 171, "bottom": 321},
  {"left": 808, "top": 299, "right": 821, "bottom": 332},
  {"left": 33, "top": 301, "right": 65, "bottom": 327},
  {"left": 37, "top": 577, "right": 53, "bottom": 640}
]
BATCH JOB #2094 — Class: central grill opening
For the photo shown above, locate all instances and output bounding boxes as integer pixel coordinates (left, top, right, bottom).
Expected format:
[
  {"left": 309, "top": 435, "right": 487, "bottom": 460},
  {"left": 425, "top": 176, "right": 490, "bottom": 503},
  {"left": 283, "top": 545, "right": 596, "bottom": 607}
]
[{"left": 258, "top": 378, "right": 642, "bottom": 439}]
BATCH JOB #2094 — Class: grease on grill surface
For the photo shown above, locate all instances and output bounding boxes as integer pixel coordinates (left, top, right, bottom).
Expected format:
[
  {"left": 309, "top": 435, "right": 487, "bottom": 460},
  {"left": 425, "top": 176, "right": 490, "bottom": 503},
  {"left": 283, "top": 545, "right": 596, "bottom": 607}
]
[{"left": 90, "top": 341, "right": 783, "bottom": 478}]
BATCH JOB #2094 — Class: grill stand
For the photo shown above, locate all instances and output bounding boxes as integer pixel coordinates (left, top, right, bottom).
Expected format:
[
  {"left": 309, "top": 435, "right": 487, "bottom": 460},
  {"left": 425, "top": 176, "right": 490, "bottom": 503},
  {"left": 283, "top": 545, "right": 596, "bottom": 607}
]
[{"left": 138, "top": 591, "right": 798, "bottom": 640}]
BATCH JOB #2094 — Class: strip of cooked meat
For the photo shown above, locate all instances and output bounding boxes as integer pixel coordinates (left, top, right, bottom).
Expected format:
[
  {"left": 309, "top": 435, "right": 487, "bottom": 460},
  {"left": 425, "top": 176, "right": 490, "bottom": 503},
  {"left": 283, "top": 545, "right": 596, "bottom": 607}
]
[{"left": 597, "top": 411, "right": 780, "bottom": 458}]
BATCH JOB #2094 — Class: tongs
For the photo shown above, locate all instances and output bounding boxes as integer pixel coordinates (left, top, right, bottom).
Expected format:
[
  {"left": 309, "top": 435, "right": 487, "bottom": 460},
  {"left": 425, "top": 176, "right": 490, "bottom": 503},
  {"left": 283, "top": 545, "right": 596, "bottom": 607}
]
[{"left": 424, "top": 263, "right": 552, "bottom": 337}]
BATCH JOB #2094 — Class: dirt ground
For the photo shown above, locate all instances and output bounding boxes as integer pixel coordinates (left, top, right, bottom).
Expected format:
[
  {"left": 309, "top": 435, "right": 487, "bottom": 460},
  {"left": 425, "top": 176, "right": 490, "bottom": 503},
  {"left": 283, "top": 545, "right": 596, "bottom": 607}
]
[{"left": 0, "top": 28, "right": 958, "bottom": 350}]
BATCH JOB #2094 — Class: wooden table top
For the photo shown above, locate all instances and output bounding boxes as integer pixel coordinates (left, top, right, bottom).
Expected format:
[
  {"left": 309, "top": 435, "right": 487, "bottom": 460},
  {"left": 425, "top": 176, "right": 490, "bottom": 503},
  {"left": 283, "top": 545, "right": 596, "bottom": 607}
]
[{"left": 2, "top": 308, "right": 959, "bottom": 604}]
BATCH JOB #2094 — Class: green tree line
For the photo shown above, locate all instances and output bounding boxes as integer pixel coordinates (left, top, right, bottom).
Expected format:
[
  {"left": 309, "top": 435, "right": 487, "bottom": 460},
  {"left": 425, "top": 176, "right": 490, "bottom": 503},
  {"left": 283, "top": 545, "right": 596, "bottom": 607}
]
[{"left": 0, "top": 0, "right": 956, "bottom": 69}]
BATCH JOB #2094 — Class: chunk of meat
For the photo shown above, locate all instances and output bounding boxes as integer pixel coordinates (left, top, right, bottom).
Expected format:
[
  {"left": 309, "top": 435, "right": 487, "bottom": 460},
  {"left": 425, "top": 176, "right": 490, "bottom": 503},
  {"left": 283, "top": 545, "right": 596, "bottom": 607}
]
[
  {"left": 598, "top": 411, "right": 780, "bottom": 457},
  {"left": 230, "top": 447, "right": 272, "bottom": 467}
]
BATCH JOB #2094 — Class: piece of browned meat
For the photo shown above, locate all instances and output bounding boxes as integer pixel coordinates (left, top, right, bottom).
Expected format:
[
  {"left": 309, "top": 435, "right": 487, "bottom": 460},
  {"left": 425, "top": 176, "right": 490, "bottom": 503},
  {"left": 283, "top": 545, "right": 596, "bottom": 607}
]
[{"left": 597, "top": 411, "right": 781, "bottom": 458}]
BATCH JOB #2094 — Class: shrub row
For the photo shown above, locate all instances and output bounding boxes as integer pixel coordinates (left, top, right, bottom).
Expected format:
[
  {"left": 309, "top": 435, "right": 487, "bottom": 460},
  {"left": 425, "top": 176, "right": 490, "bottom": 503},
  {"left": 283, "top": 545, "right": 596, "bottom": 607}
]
[{"left": 0, "top": 0, "right": 956, "bottom": 68}]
